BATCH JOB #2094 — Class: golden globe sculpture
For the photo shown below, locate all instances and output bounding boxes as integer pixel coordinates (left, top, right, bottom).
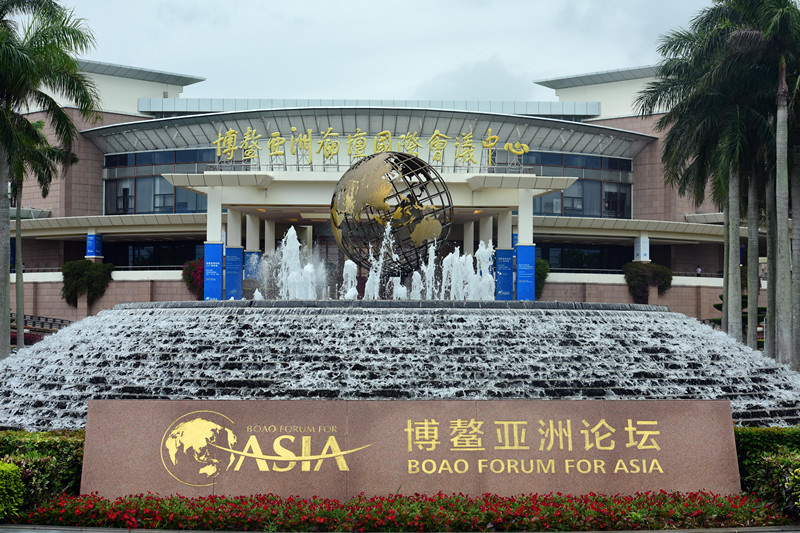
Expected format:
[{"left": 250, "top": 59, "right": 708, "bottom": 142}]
[{"left": 330, "top": 152, "right": 453, "bottom": 277}]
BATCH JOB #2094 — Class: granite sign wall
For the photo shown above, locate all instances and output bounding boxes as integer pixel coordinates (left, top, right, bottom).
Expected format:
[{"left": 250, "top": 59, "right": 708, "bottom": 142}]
[{"left": 82, "top": 400, "right": 740, "bottom": 499}]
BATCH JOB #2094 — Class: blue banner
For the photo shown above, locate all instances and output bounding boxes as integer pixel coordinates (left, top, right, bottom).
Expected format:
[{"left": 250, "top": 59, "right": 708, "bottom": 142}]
[
  {"left": 203, "top": 243, "right": 224, "bottom": 301},
  {"left": 244, "top": 251, "right": 261, "bottom": 280},
  {"left": 86, "top": 234, "right": 102, "bottom": 257},
  {"left": 516, "top": 244, "right": 536, "bottom": 301},
  {"left": 495, "top": 249, "right": 514, "bottom": 301},
  {"left": 225, "top": 247, "right": 243, "bottom": 300}
]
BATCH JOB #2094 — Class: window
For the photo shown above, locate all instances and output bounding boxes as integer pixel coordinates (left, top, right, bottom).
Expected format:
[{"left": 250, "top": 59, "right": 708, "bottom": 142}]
[
  {"left": 153, "top": 151, "right": 174, "bottom": 164},
  {"left": 176, "top": 188, "right": 207, "bottom": 213},
  {"left": 135, "top": 176, "right": 174, "bottom": 214},
  {"left": 533, "top": 191, "right": 562, "bottom": 215},
  {"left": 104, "top": 154, "right": 134, "bottom": 168},
  {"left": 105, "top": 178, "right": 134, "bottom": 214},
  {"left": 563, "top": 182, "right": 583, "bottom": 216},
  {"left": 603, "top": 157, "right": 633, "bottom": 172},
  {"left": 603, "top": 182, "right": 632, "bottom": 219},
  {"left": 135, "top": 152, "right": 155, "bottom": 165},
  {"left": 564, "top": 154, "right": 601, "bottom": 169}
]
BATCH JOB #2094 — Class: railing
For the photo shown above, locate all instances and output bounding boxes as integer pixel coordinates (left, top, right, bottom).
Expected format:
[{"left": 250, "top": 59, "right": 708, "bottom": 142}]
[{"left": 10, "top": 313, "right": 72, "bottom": 333}]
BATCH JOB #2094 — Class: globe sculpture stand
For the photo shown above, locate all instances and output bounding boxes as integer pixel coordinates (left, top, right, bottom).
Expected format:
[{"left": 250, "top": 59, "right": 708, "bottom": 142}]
[{"left": 330, "top": 152, "right": 453, "bottom": 277}]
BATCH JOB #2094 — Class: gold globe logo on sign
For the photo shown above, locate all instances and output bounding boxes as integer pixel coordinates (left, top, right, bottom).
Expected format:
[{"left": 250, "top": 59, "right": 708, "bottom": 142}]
[
  {"left": 161, "top": 410, "right": 240, "bottom": 487},
  {"left": 161, "top": 411, "right": 372, "bottom": 486}
]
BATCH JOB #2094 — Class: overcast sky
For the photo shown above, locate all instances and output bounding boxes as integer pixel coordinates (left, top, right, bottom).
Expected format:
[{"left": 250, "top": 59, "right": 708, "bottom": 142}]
[{"left": 65, "top": 1, "right": 714, "bottom": 101}]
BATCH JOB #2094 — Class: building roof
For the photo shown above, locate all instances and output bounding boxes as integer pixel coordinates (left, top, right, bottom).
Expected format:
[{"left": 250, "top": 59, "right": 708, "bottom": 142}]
[
  {"left": 78, "top": 59, "right": 205, "bottom": 87},
  {"left": 535, "top": 65, "right": 658, "bottom": 90},
  {"left": 138, "top": 98, "right": 601, "bottom": 119},
  {"left": 82, "top": 107, "right": 656, "bottom": 159}
]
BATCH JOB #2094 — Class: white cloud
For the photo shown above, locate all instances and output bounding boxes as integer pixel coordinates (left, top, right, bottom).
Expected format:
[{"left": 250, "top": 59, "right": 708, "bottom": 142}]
[{"left": 66, "top": 0, "right": 713, "bottom": 100}]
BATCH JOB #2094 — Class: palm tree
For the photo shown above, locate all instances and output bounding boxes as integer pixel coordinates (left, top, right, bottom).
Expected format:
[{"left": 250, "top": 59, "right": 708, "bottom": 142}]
[
  {"left": 9, "top": 120, "right": 74, "bottom": 347},
  {"left": 635, "top": 10, "right": 768, "bottom": 342},
  {"left": 0, "top": 0, "right": 99, "bottom": 358},
  {"left": 639, "top": 0, "right": 797, "bottom": 355},
  {"left": 713, "top": 0, "right": 800, "bottom": 366}
]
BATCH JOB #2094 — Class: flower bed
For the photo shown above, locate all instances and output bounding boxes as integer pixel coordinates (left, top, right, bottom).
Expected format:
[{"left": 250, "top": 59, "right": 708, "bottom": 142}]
[{"left": 19, "top": 491, "right": 788, "bottom": 531}]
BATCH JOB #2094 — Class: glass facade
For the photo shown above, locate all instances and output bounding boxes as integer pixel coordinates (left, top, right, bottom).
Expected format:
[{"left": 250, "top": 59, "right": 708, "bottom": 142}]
[
  {"left": 492, "top": 151, "right": 633, "bottom": 219},
  {"left": 103, "top": 241, "right": 204, "bottom": 268},
  {"left": 535, "top": 243, "right": 633, "bottom": 270},
  {"left": 103, "top": 149, "right": 215, "bottom": 215}
]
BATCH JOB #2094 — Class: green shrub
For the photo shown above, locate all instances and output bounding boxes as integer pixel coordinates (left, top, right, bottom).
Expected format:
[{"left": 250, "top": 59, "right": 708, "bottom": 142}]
[
  {"left": 182, "top": 259, "right": 204, "bottom": 300},
  {"left": 535, "top": 259, "right": 550, "bottom": 300},
  {"left": 791, "top": 468, "right": 800, "bottom": 510},
  {"left": 0, "top": 462, "right": 23, "bottom": 521},
  {"left": 734, "top": 426, "right": 800, "bottom": 486},
  {"left": 0, "top": 431, "right": 84, "bottom": 510},
  {"left": 745, "top": 447, "right": 800, "bottom": 517},
  {"left": 61, "top": 259, "right": 114, "bottom": 307},
  {"left": 622, "top": 262, "right": 673, "bottom": 304}
]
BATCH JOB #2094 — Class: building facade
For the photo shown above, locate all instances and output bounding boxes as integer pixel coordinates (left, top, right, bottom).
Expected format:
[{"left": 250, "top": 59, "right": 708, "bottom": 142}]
[{"left": 14, "top": 61, "right": 744, "bottom": 318}]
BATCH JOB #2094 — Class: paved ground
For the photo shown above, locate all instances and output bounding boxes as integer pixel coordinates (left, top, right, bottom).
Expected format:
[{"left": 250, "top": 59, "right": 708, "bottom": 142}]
[{"left": 3, "top": 526, "right": 800, "bottom": 533}]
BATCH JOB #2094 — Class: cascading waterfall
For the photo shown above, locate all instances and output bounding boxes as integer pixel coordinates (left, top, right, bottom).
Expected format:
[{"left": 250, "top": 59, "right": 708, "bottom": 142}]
[{"left": 1, "top": 300, "right": 800, "bottom": 430}]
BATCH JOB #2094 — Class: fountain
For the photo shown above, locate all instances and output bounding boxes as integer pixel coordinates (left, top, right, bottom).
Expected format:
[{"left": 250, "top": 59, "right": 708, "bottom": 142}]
[
  {"left": 2, "top": 153, "right": 800, "bottom": 432},
  {"left": 1, "top": 299, "right": 800, "bottom": 431}
]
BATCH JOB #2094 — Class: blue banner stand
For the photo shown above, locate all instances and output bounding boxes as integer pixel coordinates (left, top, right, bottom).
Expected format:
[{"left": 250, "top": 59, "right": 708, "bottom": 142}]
[
  {"left": 495, "top": 249, "right": 514, "bottom": 301},
  {"left": 86, "top": 234, "right": 102, "bottom": 258},
  {"left": 225, "top": 247, "right": 244, "bottom": 300},
  {"left": 203, "top": 242, "right": 224, "bottom": 301},
  {"left": 243, "top": 251, "right": 261, "bottom": 280},
  {"left": 516, "top": 244, "right": 536, "bottom": 301}
]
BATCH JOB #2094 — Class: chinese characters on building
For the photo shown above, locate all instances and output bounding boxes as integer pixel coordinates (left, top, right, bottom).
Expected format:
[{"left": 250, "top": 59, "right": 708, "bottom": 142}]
[{"left": 212, "top": 125, "right": 529, "bottom": 169}]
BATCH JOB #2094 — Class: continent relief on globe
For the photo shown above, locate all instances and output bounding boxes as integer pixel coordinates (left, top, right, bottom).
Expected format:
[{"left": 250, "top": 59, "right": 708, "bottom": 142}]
[
  {"left": 331, "top": 152, "right": 443, "bottom": 247},
  {"left": 330, "top": 153, "right": 395, "bottom": 247},
  {"left": 164, "top": 417, "right": 237, "bottom": 478}
]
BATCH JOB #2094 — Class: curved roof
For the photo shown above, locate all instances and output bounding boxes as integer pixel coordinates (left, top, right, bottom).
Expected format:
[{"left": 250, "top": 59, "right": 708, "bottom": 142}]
[
  {"left": 82, "top": 107, "right": 655, "bottom": 159},
  {"left": 536, "top": 65, "right": 658, "bottom": 90},
  {"left": 78, "top": 59, "right": 205, "bottom": 87}
]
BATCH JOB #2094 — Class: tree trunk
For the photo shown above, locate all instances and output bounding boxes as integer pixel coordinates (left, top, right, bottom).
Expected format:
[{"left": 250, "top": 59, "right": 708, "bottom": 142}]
[
  {"left": 776, "top": 64, "right": 793, "bottom": 366},
  {"left": 727, "top": 170, "right": 743, "bottom": 342},
  {"left": 747, "top": 174, "right": 759, "bottom": 349},
  {"left": 14, "top": 183, "right": 23, "bottom": 349},
  {"left": 791, "top": 153, "right": 800, "bottom": 363},
  {"left": 766, "top": 173, "right": 777, "bottom": 359},
  {"left": 0, "top": 148, "right": 9, "bottom": 360},
  {"left": 722, "top": 206, "right": 729, "bottom": 334}
]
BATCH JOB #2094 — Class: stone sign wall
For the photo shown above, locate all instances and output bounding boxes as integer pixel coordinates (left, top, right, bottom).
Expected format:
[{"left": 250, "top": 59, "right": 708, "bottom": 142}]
[{"left": 81, "top": 400, "right": 740, "bottom": 499}]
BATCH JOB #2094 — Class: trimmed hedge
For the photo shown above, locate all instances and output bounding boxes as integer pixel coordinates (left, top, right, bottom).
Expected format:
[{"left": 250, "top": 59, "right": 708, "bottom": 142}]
[
  {"left": 622, "top": 262, "right": 672, "bottom": 304},
  {"left": 535, "top": 259, "right": 550, "bottom": 300},
  {"left": 0, "top": 430, "right": 84, "bottom": 510},
  {"left": 61, "top": 259, "right": 114, "bottom": 307},
  {"left": 735, "top": 427, "right": 800, "bottom": 483},
  {"left": 0, "top": 462, "right": 23, "bottom": 521},
  {"left": 2, "top": 427, "right": 800, "bottom": 517}
]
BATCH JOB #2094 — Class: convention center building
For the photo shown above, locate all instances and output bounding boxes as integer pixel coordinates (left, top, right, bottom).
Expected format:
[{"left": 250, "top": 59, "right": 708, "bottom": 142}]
[{"left": 15, "top": 60, "right": 741, "bottom": 320}]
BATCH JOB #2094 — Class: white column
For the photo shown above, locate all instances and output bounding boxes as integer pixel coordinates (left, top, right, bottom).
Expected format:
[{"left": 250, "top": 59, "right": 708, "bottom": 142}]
[
  {"left": 300, "top": 225, "right": 313, "bottom": 250},
  {"left": 245, "top": 214, "right": 260, "bottom": 251},
  {"left": 634, "top": 232, "right": 651, "bottom": 262},
  {"left": 517, "top": 189, "right": 534, "bottom": 245},
  {"left": 206, "top": 186, "right": 223, "bottom": 242},
  {"left": 463, "top": 221, "right": 475, "bottom": 255},
  {"left": 227, "top": 209, "right": 242, "bottom": 247},
  {"left": 264, "top": 219, "right": 276, "bottom": 253},
  {"left": 497, "top": 210, "right": 513, "bottom": 249},
  {"left": 479, "top": 216, "right": 493, "bottom": 246}
]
